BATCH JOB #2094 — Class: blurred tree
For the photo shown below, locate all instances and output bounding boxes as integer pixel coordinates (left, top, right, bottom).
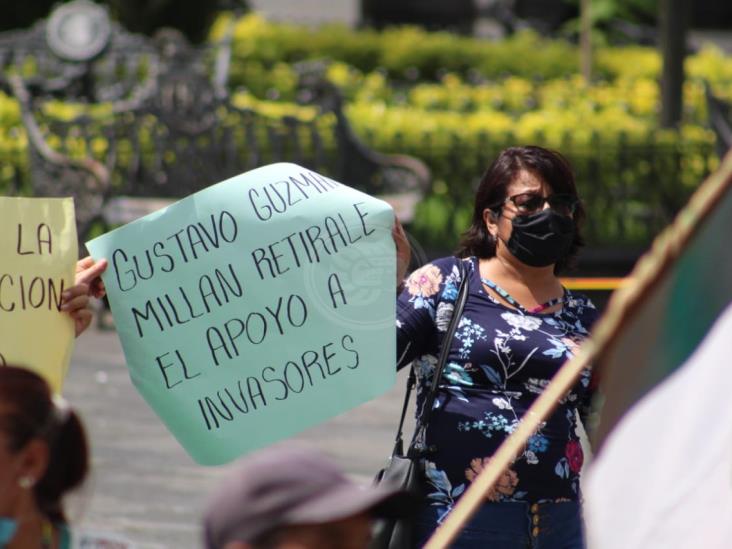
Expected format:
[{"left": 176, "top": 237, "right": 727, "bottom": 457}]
[
  {"left": 517, "top": 0, "right": 578, "bottom": 34},
  {"left": 105, "top": 0, "right": 249, "bottom": 44},
  {"left": 0, "top": 0, "right": 248, "bottom": 43},
  {"left": 539, "top": 0, "right": 732, "bottom": 37},
  {"left": 580, "top": 0, "right": 592, "bottom": 80},
  {"left": 561, "top": 0, "right": 657, "bottom": 45},
  {"left": 360, "top": 0, "right": 477, "bottom": 33},
  {"left": 659, "top": 0, "right": 690, "bottom": 129},
  {"left": 691, "top": 2, "right": 732, "bottom": 28},
  {"left": 0, "top": 0, "right": 57, "bottom": 31}
]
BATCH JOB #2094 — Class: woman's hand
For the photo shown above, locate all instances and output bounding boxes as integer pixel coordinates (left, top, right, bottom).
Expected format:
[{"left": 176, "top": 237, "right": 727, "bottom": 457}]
[
  {"left": 392, "top": 216, "right": 411, "bottom": 288},
  {"left": 61, "top": 257, "right": 108, "bottom": 337},
  {"left": 75, "top": 256, "right": 107, "bottom": 299}
]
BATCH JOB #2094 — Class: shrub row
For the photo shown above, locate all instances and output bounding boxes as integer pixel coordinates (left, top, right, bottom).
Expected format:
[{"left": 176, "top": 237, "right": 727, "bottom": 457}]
[
  {"left": 327, "top": 68, "right": 717, "bottom": 125},
  {"left": 213, "top": 14, "right": 575, "bottom": 83},
  {"left": 213, "top": 13, "right": 732, "bottom": 89},
  {"left": 338, "top": 100, "right": 717, "bottom": 250},
  {"left": 206, "top": 14, "right": 724, "bottom": 250},
  {"left": 223, "top": 57, "right": 730, "bottom": 129},
  {"left": 3, "top": 14, "right": 725, "bottom": 250},
  {"left": 1, "top": 90, "right": 717, "bottom": 251}
]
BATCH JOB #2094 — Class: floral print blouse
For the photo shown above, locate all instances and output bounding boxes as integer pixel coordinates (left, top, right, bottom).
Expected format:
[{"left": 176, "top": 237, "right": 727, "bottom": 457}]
[{"left": 396, "top": 256, "right": 598, "bottom": 507}]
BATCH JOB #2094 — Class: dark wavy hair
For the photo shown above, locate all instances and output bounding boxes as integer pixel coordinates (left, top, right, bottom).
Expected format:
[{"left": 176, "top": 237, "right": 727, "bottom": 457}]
[
  {"left": 456, "top": 145, "right": 586, "bottom": 273},
  {"left": 0, "top": 366, "right": 89, "bottom": 524}
]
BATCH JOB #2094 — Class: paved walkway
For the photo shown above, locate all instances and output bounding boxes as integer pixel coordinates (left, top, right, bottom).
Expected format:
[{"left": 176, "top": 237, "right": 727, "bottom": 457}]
[{"left": 65, "top": 326, "right": 412, "bottom": 548}]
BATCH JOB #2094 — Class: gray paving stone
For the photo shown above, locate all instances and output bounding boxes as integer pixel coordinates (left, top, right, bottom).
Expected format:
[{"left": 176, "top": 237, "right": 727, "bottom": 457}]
[{"left": 64, "top": 327, "right": 413, "bottom": 548}]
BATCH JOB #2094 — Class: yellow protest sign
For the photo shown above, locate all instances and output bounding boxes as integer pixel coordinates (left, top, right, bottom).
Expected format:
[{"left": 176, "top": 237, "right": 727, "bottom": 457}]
[{"left": 0, "top": 197, "right": 77, "bottom": 392}]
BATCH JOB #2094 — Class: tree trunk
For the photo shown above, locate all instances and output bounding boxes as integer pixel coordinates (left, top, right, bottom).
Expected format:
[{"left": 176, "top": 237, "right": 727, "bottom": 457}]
[
  {"left": 580, "top": 0, "right": 591, "bottom": 82},
  {"left": 360, "top": 0, "right": 477, "bottom": 32},
  {"left": 659, "top": 0, "right": 691, "bottom": 129}
]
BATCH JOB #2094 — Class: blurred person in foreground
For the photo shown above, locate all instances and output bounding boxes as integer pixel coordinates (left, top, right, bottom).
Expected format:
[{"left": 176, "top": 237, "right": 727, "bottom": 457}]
[
  {"left": 0, "top": 366, "right": 89, "bottom": 548},
  {"left": 203, "top": 444, "right": 417, "bottom": 549}
]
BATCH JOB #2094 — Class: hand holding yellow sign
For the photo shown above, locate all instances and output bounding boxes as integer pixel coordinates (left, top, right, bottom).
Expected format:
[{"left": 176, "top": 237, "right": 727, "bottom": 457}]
[{"left": 0, "top": 197, "right": 77, "bottom": 392}]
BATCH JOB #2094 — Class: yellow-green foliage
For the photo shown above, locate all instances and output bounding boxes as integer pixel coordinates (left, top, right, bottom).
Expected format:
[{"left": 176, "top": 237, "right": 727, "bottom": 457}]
[
  {"left": 217, "top": 13, "right": 578, "bottom": 81},
  {"left": 224, "top": 56, "right": 729, "bottom": 130},
  {"left": 209, "top": 15, "right": 723, "bottom": 246},
  {"left": 594, "top": 46, "right": 661, "bottom": 80},
  {"left": 216, "top": 12, "right": 732, "bottom": 89},
  {"left": 0, "top": 83, "right": 718, "bottom": 247},
  {"left": 0, "top": 92, "right": 27, "bottom": 193},
  {"left": 220, "top": 92, "right": 717, "bottom": 247},
  {"left": 3, "top": 14, "right": 728, "bottom": 250},
  {"left": 688, "top": 45, "right": 732, "bottom": 101}
]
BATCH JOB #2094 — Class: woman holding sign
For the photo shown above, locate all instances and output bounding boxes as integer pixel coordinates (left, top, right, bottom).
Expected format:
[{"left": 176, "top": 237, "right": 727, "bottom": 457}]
[
  {"left": 0, "top": 366, "right": 90, "bottom": 549},
  {"left": 396, "top": 146, "right": 598, "bottom": 548}
]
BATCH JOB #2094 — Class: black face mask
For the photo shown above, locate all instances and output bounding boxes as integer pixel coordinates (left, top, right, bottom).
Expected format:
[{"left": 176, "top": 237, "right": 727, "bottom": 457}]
[{"left": 504, "top": 209, "right": 575, "bottom": 267}]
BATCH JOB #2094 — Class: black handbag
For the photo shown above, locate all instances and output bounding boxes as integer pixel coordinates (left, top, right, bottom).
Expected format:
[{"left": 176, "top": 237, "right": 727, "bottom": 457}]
[{"left": 371, "top": 259, "right": 470, "bottom": 549}]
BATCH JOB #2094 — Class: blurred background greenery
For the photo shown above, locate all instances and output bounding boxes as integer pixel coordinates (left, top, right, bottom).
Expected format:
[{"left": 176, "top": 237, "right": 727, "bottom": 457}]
[{"left": 1, "top": 0, "right": 730, "bottom": 269}]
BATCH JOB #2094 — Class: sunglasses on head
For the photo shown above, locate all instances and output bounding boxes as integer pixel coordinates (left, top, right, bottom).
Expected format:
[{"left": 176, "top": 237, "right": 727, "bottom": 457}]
[{"left": 496, "top": 192, "right": 579, "bottom": 217}]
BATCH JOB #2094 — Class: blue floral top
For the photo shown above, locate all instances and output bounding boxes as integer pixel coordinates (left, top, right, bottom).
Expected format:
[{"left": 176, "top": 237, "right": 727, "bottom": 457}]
[{"left": 396, "top": 256, "right": 598, "bottom": 506}]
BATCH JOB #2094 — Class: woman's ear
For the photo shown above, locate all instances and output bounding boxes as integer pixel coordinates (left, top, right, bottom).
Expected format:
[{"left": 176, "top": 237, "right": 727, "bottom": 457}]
[
  {"left": 16, "top": 439, "right": 49, "bottom": 486},
  {"left": 483, "top": 208, "right": 498, "bottom": 238}
]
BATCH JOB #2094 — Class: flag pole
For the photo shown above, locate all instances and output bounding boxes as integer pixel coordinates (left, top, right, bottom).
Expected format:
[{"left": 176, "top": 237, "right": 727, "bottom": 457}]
[{"left": 423, "top": 344, "right": 595, "bottom": 549}]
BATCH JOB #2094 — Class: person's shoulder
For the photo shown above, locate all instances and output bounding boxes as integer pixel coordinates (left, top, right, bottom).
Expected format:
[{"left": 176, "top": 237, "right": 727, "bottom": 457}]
[
  {"left": 422, "top": 256, "right": 473, "bottom": 275},
  {"left": 565, "top": 291, "right": 600, "bottom": 322},
  {"left": 402, "top": 256, "right": 469, "bottom": 302},
  {"left": 429, "top": 255, "right": 461, "bottom": 269},
  {"left": 407, "top": 256, "right": 472, "bottom": 284}
]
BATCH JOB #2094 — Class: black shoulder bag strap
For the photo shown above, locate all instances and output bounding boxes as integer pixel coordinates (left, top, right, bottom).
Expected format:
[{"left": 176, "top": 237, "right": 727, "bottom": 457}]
[{"left": 389, "top": 258, "right": 470, "bottom": 458}]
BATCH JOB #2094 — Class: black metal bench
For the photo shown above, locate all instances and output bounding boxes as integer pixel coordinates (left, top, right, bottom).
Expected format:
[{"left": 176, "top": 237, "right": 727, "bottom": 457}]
[{"left": 1, "top": 1, "right": 430, "bottom": 249}]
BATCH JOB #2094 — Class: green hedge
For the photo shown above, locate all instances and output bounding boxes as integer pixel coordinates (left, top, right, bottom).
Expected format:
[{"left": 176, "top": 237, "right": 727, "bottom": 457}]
[
  {"left": 206, "top": 14, "right": 725, "bottom": 250},
  {"left": 213, "top": 13, "right": 732, "bottom": 91},
  {"left": 1, "top": 15, "right": 725, "bottom": 253},
  {"left": 214, "top": 14, "right": 569, "bottom": 82},
  {"left": 340, "top": 101, "right": 716, "bottom": 250},
  {"left": 1, "top": 90, "right": 717, "bottom": 251}
]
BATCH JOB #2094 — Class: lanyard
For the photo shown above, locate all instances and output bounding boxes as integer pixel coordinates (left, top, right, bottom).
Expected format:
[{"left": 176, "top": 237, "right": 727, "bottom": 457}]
[
  {"left": 480, "top": 277, "right": 564, "bottom": 314},
  {"left": 41, "top": 520, "right": 54, "bottom": 549}
]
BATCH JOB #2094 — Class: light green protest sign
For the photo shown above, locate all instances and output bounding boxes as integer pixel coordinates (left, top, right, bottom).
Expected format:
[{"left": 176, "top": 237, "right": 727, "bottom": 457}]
[{"left": 86, "top": 163, "right": 396, "bottom": 465}]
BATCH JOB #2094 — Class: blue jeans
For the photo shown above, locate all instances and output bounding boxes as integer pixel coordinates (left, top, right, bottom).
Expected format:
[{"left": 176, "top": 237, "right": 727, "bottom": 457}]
[{"left": 413, "top": 501, "right": 585, "bottom": 549}]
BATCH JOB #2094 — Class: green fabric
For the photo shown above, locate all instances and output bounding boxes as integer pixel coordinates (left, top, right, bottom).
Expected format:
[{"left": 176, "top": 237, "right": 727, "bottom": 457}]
[
  {"left": 661, "top": 188, "right": 732, "bottom": 370},
  {"left": 59, "top": 523, "right": 71, "bottom": 549},
  {"left": 590, "top": 154, "right": 732, "bottom": 449}
]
